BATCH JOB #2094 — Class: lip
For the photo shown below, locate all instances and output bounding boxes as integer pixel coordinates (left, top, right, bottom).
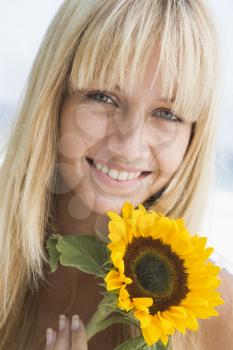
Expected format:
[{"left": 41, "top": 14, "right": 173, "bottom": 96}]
[{"left": 86, "top": 157, "right": 151, "bottom": 190}]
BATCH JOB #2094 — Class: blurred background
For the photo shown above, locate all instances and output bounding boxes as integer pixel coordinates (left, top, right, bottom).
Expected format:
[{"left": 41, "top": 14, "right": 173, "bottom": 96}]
[{"left": 0, "top": 0, "right": 232, "bottom": 272}]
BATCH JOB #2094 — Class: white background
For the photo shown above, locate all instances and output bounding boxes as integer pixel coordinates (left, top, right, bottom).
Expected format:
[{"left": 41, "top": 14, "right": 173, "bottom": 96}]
[{"left": 0, "top": 1, "right": 232, "bottom": 272}]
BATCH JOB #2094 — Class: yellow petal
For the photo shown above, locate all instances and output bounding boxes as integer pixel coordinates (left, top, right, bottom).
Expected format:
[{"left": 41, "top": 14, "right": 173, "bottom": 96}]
[
  {"left": 156, "top": 217, "right": 172, "bottom": 235},
  {"left": 184, "top": 291, "right": 224, "bottom": 308},
  {"left": 107, "top": 241, "right": 125, "bottom": 254},
  {"left": 118, "top": 286, "right": 133, "bottom": 311},
  {"left": 119, "top": 286, "right": 130, "bottom": 300},
  {"left": 134, "top": 310, "right": 151, "bottom": 328},
  {"left": 153, "top": 314, "right": 169, "bottom": 346},
  {"left": 183, "top": 296, "right": 208, "bottom": 307},
  {"left": 137, "top": 214, "right": 156, "bottom": 237},
  {"left": 111, "top": 251, "right": 124, "bottom": 269},
  {"left": 131, "top": 210, "right": 144, "bottom": 236},
  {"left": 148, "top": 210, "right": 159, "bottom": 219},
  {"left": 171, "top": 237, "right": 192, "bottom": 256},
  {"left": 104, "top": 270, "right": 120, "bottom": 282},
  {"left": 192, "top": 235, "right": 207, "bottom": 251},
  {"left": 118, "top": 297, "right": 133, "bottom": 311},
  {"left": 171, "top": 219, "right": 180, "bottom": 233},
  {"left": 175, "top": 218, "right": 186, "bottom": 231},
  {"left": 138, "top": 203, "right": 147, "bottom": 214},
  {"left": 168, "top": 306, "right": 187, "bottom": 319},
  {"left": 205, "top": 261, "right": 221, "bottom": 274},
  {"left": 184, "top": 310, "right": 199, "bottom": 331},
  {"left": 104, "top": 270, "right": 122, "bottom": 291},
  {"left": 141, "top": 317, "right": 161, "bottom": 346},
  {"left": 132, "top": 297, "right": 153, "bottom": 312},
  {"left": 160, "top": 332, "right": 169, "bottom": 346},
  {"left": 108, "top": 220, "right": 128, "bottom": 242},
  {"left": 208, "top": 295, "right": 225, "bottom": 307},
  {"left": 188, "top": 277, "right": 220, "bottom": 290},
  {"left": 106, "top": 211, "right": 123, "bottom": 221},
  {"left": 123, "top": 276, "right": 133, "bottom": 285},
  {"left": 199, "top": 247, "right": 214, "bottom": 261},
  {"left": 162, "top": 311, "right": 186, "bottom": 334},
  {"left": 118, "top": 260, "right": 125, "bottom": 274},
  {"left": 106, "top": 280, "right": 122, "bottom": 291},
  {"left": 157, "top": 311, "right": 174, "bottom": 331},
  {"left": 122, "top": 201, "right": 134, "bottom": 219},
  {"left": 183, "top": 304, "right": 219, "bottom": 319}
]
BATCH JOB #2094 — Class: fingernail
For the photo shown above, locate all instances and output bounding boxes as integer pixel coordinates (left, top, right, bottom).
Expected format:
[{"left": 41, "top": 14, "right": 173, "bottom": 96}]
[
  {"left": 71, "top": 315, "right": 80, "bottom": 331},
  {"left": 59, "top": 314, "right": 66, "bottom": 331},
  {"left": 46, "top": 328, "right": 53, "bottom": 346}
]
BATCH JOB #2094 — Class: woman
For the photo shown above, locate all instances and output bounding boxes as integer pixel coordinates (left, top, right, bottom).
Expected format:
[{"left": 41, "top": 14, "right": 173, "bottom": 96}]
[{"left": 0, "top": 0, "right": 232, "bottom": 349}]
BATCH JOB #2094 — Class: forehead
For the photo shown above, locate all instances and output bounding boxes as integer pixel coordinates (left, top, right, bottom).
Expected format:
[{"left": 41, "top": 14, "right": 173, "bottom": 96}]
[{"left": 114, "top": 59, "right": 176, "bottom": 103}]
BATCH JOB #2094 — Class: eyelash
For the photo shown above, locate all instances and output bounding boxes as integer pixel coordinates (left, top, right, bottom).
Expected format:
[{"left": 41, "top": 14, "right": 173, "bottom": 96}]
[
  {"left": 87, "top": 91, "right": 182, "bottom": 122},
  {"left": 87, "top": 91, "right": 117, "bottom": 105}
]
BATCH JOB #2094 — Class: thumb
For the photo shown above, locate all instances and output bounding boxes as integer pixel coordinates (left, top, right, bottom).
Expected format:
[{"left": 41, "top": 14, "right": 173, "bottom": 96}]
[{"left": 71, "top": 315, "right": 88, "bottom": 350}]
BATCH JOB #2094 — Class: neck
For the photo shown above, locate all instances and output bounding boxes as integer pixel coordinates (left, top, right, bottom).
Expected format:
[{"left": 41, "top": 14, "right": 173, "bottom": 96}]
[{"left": 53, "top": 191, "right": 109, "bottom": 241}]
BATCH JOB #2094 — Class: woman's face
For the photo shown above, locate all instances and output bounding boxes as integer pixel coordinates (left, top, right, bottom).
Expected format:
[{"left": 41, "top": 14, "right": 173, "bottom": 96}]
[{"left": 57, "top": 55, "right": 193, "bottom": 215}]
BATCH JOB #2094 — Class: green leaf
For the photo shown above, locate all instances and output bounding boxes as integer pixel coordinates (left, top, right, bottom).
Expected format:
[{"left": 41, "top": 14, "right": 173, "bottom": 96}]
[
  {"left": 46, "top": 234, "right": 61, "bottom": 272},
  {"left": 113, "top": 335, "right": 146, "bottom": 350},
  {"left": 55, "top": 234, "right": 108, "bottom": 277},
  {"left": 155, "top": 340, "right": 169, "bottom": 350},
  {"left": 87, "top": 316, "right": 134, "bottom": 340}
]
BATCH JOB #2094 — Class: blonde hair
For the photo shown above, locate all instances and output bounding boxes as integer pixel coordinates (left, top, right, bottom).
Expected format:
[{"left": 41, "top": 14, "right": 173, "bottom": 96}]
[{"left": 0, "top": 0, "right": 220, "bottom": 349}]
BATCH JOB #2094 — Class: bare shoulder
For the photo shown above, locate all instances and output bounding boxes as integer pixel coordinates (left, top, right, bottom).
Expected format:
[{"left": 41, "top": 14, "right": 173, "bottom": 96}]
[
  {"left": 171, "top": 268, "right": 233, "bottom": 350},
  {"left": 218, "top": 268, "right": 233, "bottom": 298},
  {"left": 206, "top": 268, "right": 233, "bottom": 348}
]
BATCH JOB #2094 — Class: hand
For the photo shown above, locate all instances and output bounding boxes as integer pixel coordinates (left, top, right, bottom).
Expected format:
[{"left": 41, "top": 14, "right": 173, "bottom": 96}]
[{"left": 45, "top": 314, "right": 88, "bottom": 350}]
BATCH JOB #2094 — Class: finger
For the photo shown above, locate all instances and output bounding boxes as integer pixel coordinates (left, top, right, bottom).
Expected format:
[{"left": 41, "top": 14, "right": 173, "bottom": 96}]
[
  {"left": 45, "top": 328, "right": 56, "bottom": 349},
  {"left": 71, "top": 315, "right": 88, "bottom": 350},
  {"left": 51, "top": 315, "right": 71, "bottom": 350}
]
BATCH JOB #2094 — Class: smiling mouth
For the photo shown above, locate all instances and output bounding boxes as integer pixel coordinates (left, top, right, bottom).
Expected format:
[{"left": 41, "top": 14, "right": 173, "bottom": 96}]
[{"left": 85, "top": 157, "right": 152, "bottom": 181}]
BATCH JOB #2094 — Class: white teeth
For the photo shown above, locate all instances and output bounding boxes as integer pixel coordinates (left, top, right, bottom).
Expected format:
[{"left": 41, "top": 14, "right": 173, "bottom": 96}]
[
  {"left": 108, "top": 169, "right": 120, "bottom": 179},
  {"left": 93, "top": 160, "right": 141, "bottom": 181},
  {"left": 96, "top": 163, "right": 103, "bottom": 171},
  {"left": 101, "top": 165, "right": 109, "bottom": 174},
  {"left": 117, "top": 171, "right": 131, "bottom": 181}
]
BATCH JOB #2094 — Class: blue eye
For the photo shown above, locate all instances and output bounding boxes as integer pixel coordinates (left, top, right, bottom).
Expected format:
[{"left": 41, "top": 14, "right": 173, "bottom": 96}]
[
  {"left": 87, "top": 91, "right": 117, "bottom": 105},
  {"left": 153, "top": 109, "right": 182, "bottom": 122}
]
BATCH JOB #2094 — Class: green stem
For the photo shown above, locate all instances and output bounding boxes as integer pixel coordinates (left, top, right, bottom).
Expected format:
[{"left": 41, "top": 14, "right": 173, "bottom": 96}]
[{"left": 86, "top": 294, "right": 116, "bottom": 340}]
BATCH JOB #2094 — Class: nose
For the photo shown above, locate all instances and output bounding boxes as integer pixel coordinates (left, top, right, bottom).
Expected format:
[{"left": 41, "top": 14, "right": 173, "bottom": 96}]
[{"left": 106, "top": 110, "right": 149, "bottom": 162}]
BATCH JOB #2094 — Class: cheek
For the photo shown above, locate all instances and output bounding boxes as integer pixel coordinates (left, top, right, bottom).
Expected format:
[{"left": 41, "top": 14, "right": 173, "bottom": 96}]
[
  {"left": 154, "top": 128, "right": 191, "bottom": 175},
  {"left": 58, "top": 105, "right": 109, "bottom": 159},
  {"left": 74, "top": 105, "right": 108, "bottom": 140}
]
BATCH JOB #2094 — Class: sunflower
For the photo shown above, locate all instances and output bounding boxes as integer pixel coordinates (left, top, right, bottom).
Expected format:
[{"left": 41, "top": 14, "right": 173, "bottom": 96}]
[{"left": 104, "top": 202, "right": 224, "bottom": 346}]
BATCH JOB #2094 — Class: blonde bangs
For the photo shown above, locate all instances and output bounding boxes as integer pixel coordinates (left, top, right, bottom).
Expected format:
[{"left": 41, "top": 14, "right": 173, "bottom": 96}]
[
  {"left": 68, "top": 0, "right": 217, "bottom": 124},
  {"left": 68, "top": 0, "right": 161, "bottom": 95}
]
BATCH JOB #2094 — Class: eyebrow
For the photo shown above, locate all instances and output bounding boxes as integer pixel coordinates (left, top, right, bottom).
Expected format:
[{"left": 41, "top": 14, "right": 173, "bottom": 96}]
[
  {"left": 113, "top": 84, "right": 175, "bottom": 103},
  {"left": 159, "top": 97, "right": 176, "bottom": 103}
]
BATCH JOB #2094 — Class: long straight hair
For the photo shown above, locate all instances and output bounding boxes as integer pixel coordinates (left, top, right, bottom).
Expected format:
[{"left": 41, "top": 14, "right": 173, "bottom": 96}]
[{"left": 0, "top": 1, "right": 220, "bottom": 349}]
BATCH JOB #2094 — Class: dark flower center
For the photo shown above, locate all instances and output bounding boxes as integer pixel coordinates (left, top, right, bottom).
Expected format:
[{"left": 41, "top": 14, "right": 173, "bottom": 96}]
[
  {"left": 123, "top": 237, "right": 190, "bottom": 313},
  {"left": 135, "top": 253, "right": 172, "bottom": 294}
]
